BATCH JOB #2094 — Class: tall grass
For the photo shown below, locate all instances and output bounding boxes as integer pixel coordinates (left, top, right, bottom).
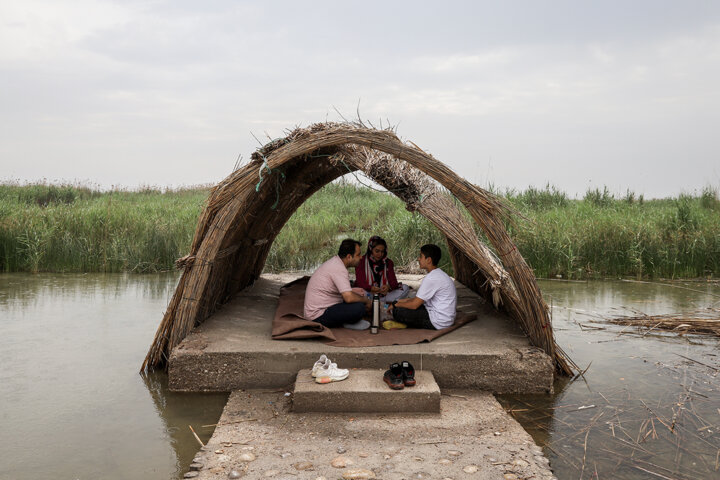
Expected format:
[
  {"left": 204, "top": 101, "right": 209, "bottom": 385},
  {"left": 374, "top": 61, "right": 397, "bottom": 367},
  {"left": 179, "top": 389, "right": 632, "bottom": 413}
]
[
  {"left": 0, "top": 183, "right": 207, "bottom": 273},
  {"left": 265, "top": 182, "right": 451, "bottom": 273},
  {"left": 505, "top": 186, "right": 720, "bottom": 279},
  {"left": 1, "top": 181, "right": 718, "bottom": 279}
]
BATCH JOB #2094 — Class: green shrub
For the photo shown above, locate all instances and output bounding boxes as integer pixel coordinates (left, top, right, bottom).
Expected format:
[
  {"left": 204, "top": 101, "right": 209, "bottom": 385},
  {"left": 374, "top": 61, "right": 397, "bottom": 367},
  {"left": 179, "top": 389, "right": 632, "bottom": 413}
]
[
  {"left": 508, "top": 184, "right": 568, "bottom": 210},
  {"left": 584, "top": 187, "right": 614, "bottom": 207},
  {"left": 700, "top": 186, "right": 719, "bottom": 210}
]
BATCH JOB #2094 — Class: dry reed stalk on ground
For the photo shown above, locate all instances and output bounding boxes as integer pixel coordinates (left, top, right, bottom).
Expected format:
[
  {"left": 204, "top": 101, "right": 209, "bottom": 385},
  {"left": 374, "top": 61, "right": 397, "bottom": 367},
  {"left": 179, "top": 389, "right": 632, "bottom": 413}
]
[
  {"left": 141, "top": 122, "right": 575, "bottom": 375},
  {"left": 503, "top": 366, "right": 720, "bottom": 480},
  {"left": 606, "top": 309, "right": 720, "bottom": 336}
]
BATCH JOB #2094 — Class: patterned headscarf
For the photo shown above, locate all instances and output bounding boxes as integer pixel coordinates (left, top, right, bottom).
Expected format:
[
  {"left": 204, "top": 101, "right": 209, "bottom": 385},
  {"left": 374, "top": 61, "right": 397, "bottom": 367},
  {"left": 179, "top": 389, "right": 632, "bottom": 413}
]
[{"left": 365, "top": 236, "right": 388, "bottom": 286}]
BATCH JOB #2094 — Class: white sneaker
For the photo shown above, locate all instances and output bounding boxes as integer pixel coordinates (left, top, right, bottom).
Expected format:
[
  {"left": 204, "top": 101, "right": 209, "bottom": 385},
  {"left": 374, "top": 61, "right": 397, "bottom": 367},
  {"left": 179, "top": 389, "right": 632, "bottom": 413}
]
[
  {"left": 343, "top": 319, "right": 370, "bottom": 330},
  {"left": 314, "top": 359, "right": 349, "bottom": 384},
  {"left": 311, "top": 354, "right": 331, "bottom": 377}
]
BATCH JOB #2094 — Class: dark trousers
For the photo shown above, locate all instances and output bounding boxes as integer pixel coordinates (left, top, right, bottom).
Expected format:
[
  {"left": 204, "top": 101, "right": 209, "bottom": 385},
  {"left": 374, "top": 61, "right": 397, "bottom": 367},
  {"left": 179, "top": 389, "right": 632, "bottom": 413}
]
[
  {"left": 392, "top": 305, "right": 436, "bottom": 329},
  {"left": 314, "top": 302, "right": 366, "bottom": 328}
]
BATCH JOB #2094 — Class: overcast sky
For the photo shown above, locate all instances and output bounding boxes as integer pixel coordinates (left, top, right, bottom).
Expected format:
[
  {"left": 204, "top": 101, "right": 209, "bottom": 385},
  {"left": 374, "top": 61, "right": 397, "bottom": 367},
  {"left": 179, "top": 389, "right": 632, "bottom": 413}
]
[{"left": 1, "top": 1, "right": 719, "bottom": 197}]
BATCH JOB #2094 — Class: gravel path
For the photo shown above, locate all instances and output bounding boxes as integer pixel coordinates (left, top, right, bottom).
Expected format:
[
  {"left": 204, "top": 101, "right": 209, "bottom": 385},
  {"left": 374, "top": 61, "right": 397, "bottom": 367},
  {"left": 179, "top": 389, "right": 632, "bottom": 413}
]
[{"left": 187, "top": 389, "right": 557, "bottom": 480}]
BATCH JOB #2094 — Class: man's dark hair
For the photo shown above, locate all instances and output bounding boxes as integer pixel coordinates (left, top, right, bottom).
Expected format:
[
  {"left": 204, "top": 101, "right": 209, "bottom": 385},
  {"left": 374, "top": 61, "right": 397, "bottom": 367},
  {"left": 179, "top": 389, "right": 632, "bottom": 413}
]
[
  {"left": 338, "top": 239, "right": 361, "bottom": 258},
  {"left": 420, "top": 244, "right": 442, "bottom": 267}
]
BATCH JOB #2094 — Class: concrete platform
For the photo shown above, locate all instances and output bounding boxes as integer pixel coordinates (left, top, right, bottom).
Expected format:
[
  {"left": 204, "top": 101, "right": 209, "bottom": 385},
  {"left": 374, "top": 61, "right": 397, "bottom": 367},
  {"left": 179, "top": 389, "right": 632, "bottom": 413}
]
[
  {"left": 168, "top": 273, "right": 554, "bottom": 394},
  {"left": 293, "top": 369, "right": 441, "bottom": 413},
  {"left": 188, "top": 389, "right": 557, "bottom": 480}
]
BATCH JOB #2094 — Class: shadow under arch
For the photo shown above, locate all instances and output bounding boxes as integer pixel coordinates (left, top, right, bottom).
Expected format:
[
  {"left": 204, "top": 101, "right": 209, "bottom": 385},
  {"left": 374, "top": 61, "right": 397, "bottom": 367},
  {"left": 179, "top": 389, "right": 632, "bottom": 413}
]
[{"left": 142, "top": 123, "right": 574, "bottom": 375}]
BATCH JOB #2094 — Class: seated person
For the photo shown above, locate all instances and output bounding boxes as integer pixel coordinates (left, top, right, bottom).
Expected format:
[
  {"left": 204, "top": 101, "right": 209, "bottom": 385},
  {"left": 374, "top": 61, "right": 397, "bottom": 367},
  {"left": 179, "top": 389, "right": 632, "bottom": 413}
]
[
  {"left": 304, "top": 238, "right": 371, "bottom": 329},
  {"left": 387, "top": 244, "right": 456, "bottom": 330},
  {"left": 355, "top": 236, "right": 410, "bottom": 303}
]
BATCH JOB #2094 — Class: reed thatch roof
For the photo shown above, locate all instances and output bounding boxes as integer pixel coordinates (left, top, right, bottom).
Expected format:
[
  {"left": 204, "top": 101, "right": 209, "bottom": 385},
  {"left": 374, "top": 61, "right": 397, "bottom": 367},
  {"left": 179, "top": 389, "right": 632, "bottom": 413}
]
[{"left": 142, "top": 122, "right": 576, "bottom": 376}]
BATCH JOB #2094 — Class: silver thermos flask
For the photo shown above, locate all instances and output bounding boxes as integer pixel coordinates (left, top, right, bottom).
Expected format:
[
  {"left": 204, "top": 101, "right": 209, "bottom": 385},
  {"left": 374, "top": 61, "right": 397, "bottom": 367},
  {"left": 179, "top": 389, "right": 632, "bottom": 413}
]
[{"left": 371, "top": 294, "right": 380, "bottom": 334}]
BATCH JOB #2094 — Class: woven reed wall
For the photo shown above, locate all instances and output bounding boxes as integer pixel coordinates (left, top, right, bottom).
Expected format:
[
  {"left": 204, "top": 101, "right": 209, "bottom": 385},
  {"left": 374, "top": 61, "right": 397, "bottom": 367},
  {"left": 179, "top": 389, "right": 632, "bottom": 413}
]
[{"left": 142, "top": 124, "right": 574, "bottom": 375}]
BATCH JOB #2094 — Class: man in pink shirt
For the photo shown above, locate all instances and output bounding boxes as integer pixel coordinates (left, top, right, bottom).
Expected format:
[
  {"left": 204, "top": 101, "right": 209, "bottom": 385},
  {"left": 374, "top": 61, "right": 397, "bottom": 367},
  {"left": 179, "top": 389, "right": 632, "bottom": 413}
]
[{"left": 304, "top": 239, "right": 371, "bottom": 328}]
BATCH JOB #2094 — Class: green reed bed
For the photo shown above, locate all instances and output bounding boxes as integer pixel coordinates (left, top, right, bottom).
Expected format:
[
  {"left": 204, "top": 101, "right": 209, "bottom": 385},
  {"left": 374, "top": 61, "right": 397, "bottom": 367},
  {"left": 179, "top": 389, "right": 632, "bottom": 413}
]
[
  {"left": 504, "top": 185, "right": 720, "bottom": 279},
  {"left": 1, "top": 182, "right": 718, "bottom": 279},
  {"left": 0, "top": 184, "right": 207, "bottom": 273},
  {"left": 264, "top": 182, "right": 450, "bottom": 273}
]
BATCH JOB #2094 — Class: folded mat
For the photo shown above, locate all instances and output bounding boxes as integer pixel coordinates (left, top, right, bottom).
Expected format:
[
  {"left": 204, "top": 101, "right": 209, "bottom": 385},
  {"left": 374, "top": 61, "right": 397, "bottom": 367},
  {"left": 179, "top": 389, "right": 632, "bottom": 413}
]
[{"left": 271, "top": 276, "right": 476, "bottom": 347}]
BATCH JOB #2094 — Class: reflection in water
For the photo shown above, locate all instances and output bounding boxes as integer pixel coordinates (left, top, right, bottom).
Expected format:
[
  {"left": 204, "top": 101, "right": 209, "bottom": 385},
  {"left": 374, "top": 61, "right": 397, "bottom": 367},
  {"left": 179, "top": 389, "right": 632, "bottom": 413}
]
[
  {"left": 502, "top": 376, "right": 574, "bottom": 449},
  {"left": 498, "top": 279, "right": 720, "bottom": 480},
  {"left": 0, "top": 273, "right": 227, "bottom": 480},
  {"left": 141, "top": 372, "right": 228, "bottom": 475},
  {"left": 3, "top": 274, "right": 719, "bottom": 479}
]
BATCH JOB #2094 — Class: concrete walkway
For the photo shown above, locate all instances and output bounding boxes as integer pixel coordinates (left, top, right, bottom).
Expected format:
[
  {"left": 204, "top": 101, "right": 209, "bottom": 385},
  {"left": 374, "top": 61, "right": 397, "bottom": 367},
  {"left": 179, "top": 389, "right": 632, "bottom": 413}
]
[
  {"left": 293, "top": 369, "right": 441, "bottom": 413},
  {"left": 169, "top": 274, "right": 554, "bottom": 394},
  {"left": 185, "top": 389, "right": 557, "bottom": 480}
]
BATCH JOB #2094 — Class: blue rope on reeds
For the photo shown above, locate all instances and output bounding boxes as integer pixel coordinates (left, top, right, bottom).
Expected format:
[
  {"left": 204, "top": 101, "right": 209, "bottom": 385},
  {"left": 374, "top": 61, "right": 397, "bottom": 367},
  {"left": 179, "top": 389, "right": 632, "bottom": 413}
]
[
  {"left": 254, "top": 154, "right": 285, "bottom": 209},
  {"left": 255, "top": 155, "right": 272, "bottom": 192}
]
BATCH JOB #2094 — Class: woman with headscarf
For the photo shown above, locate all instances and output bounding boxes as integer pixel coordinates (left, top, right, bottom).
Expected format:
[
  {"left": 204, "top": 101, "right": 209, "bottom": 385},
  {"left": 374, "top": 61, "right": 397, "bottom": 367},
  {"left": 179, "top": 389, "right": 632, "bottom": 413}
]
[{"left": 355, "top": 236, "right": 410, "bottom": 304}]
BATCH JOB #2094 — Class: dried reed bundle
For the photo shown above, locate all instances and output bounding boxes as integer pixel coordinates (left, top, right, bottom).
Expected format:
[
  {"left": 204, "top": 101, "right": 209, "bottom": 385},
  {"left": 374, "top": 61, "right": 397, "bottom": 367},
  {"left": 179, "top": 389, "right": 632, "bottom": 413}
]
[
  {"left": 141, "top": 122, "right": 575, "bottom": 375},
  {"left": 607, "top": 308, "right": 720, "bottom": 336}
]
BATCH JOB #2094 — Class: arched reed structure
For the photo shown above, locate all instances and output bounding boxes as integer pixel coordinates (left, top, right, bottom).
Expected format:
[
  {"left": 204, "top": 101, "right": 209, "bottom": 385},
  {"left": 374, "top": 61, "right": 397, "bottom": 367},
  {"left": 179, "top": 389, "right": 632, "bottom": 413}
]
[{"left": 142, "top": 123, "right": 575, "bottom": 375}]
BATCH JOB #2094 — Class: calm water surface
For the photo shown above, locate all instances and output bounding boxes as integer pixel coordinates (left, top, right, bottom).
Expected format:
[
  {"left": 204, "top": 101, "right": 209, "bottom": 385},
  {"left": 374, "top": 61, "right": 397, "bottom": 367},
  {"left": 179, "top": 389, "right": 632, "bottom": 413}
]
[
  {"left": 499, "top": 279, "right": 720, "bottom": 480},
  {"left": 0, "top": 273, "right": 228, "bottom": 480},
  {"left": 2, "top": 274, "right": 719, "bottom": 479}
]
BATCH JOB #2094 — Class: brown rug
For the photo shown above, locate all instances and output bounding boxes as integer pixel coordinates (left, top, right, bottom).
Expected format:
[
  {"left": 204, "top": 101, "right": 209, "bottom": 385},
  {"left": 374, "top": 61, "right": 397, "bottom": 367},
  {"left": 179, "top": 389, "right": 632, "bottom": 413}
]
[{"left": 271, "top": 276, "right": 476, "bottom": 347}]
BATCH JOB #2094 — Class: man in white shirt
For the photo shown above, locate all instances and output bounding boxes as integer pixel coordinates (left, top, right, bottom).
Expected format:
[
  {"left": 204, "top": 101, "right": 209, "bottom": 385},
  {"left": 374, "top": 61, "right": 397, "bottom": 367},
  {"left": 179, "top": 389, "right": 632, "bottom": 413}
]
[{"left": 388, "top": 244, "right": 457, "bottom": 329}]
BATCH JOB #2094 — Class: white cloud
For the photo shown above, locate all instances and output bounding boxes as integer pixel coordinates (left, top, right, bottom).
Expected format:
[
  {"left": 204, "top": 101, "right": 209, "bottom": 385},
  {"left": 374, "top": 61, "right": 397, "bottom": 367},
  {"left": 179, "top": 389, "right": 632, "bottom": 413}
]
[
  {"left": 422, "top": 51, "right": 516, "bottom": 73},
  {"left": 0, "top": 0, "right": 131, "bottom": 63},
  {"left": 1, "top": 1, "right": 719, "bottom": 196}
]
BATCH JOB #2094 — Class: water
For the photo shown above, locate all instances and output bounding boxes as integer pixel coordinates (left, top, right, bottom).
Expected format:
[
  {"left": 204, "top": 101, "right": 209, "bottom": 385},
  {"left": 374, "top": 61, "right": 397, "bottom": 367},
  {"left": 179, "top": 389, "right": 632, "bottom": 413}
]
[
  {"left": 0, "top": 273, "right": 228, "bottom": 479},
  {"left": 498, "top": 279, "right": 720, "bottom": 480},
  {"left": 2, "top": 274, "right": 719, "bottom": 479}
]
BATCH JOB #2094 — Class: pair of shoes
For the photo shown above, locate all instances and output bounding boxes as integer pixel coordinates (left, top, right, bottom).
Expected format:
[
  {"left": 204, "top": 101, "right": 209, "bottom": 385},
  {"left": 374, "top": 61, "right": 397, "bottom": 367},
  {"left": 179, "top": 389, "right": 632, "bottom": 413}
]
[
  {"left": 311, "top": 354, "right": 349, "bottom": 384},
  {"left": 383, "top": 361, "right": 415, "bottom": 390}
]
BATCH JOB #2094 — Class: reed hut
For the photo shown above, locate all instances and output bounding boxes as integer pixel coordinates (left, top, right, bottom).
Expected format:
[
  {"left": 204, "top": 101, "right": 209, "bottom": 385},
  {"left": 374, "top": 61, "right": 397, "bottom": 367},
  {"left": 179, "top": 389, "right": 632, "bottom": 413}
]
[{"left": 142, "top": 122, "right": 575, "bottom": 376}]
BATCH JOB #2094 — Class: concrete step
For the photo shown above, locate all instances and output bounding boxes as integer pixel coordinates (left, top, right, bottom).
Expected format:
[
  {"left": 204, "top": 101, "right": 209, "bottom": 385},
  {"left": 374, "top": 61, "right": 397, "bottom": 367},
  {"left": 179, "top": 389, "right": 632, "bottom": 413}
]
[{"left": 292, "top": 369, "right": 441, "bottom": 413}]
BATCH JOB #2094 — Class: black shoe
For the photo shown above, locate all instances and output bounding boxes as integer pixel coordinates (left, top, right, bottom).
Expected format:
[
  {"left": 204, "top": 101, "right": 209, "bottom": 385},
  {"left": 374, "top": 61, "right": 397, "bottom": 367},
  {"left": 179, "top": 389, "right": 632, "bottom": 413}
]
[
  {"left": 383, "top": 363, "right": 404, "bottom": 390},
  {"left": 401, "top": 360, "right": 416, "bottom": 387}
]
